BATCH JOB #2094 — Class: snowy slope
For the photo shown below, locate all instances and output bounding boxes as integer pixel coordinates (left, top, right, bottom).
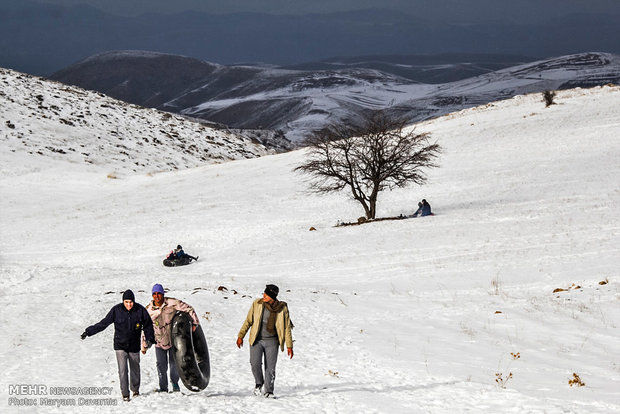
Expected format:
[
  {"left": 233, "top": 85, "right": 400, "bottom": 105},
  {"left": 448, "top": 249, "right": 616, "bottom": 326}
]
[
  {"left": 1, "top": 85, "right": 619, "bottom": 413},
  {"left": 0, "top": 68, "right": 271, "bottom": 176}
]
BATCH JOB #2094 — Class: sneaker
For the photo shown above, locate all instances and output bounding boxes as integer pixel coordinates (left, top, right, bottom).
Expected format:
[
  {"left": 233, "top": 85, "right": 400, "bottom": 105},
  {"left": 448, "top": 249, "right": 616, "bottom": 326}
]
[
  {"left": 155, "top": 388, "right": 168, "bottom": 393},
  {"left": 264, "top": 392, "right": 275, "bottom": 398},
  {"left": 172, "top": 383, "right": 180, "bottom": 392},
  {"left": 132, "top": 391, "right": 139, "bottom": 397},
  {"left": 253, "top": 385, "right": 263, "bottom": 396},
  {"left": 122, "top": 396, "right": 130, "bottom": 402}
]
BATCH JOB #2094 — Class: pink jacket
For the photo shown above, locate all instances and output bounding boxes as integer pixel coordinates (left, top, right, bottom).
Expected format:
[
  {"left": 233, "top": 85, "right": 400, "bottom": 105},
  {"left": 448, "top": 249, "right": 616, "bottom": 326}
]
[{"left": 141, "top": 297, "right": 200, "bottom": 350}]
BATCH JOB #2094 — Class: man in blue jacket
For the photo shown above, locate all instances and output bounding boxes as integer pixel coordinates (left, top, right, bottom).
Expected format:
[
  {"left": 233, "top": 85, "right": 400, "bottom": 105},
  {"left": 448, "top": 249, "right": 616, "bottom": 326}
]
[
  {"left": 82, "top": 290, "right": 155, "bottom": 401},
  {"left": 174, "top": 245, "right": 198, "bottom": 262}
]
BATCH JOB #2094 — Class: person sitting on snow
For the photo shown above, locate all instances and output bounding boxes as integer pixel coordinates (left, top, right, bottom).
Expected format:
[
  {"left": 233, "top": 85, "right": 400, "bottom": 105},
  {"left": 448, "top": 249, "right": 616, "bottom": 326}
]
[
  {"left": 413, "top": 199, "right": 432, "bottom": 217},
  {"left": 166, "top": 245, "right": 198, "bottom": 262}
]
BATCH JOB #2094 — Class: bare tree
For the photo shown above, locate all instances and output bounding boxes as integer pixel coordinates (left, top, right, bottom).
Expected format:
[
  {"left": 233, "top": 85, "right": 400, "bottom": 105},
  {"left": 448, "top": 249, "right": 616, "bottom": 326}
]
[{"left": 295, "top": 112, "right": 442, "bottom": 220}]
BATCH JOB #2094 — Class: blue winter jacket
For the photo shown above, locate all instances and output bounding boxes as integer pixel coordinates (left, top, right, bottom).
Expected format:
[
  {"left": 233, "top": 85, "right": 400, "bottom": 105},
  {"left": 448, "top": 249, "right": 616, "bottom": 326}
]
[
  {"left": 421, "top": 202, "right": 432, "bottom": 217},
  {"left": 85, "top": 303, "right": 155, "bottom": 352}
]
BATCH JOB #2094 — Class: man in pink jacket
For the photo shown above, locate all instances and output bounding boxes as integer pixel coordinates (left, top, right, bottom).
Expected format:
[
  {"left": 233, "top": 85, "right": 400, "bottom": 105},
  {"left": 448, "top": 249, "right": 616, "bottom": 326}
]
[{"left": 141, "top": 283, "right": 200, "bottom": 392}]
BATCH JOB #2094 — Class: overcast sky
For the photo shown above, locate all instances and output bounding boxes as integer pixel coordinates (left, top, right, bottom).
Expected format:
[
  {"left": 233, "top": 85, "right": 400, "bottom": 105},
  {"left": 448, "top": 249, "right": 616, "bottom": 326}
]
[
  {"left": 36, "top": 0, "right": 620, "bottom": 22},
  {"left": 5, "top": 0, "right": 619, "bottom": 76}
]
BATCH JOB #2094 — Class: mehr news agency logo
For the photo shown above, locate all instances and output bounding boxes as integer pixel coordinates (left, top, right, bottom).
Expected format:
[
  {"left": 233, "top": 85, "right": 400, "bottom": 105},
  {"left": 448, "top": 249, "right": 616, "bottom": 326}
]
[{"left": 8, "top": 384, "right": 117, "bottom": 407}]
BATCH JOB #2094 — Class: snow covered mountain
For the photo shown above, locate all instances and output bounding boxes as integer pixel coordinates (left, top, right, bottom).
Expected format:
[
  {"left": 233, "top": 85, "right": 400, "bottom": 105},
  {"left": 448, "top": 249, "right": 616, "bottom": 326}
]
[
  {"left": 1, "top": 84, "right": 618, "bottom": 412},
  {"left": 51, "top": 52, "right": 620, "bottom": 143},
  {"left": 390, "top": 52, "right": 620, "bottom": 121},
  {"left": 0, "top": 67, "right": 274, "bottom": 176},
  {"left": 283, "top": 53, "right": 535, "bottom": 83}
]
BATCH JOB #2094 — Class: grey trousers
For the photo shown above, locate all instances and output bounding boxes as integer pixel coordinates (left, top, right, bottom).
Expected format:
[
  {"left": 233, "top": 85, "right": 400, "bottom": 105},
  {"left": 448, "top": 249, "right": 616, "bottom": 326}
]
[
  {"left": 155, "top": 346, "right": 179, "bottom": 391},
  {"left": 115, "top": 350, "right": 140, "bottom": 397},
  {"left": 250, "top": 338, "right": 279, "bottom": 393}
]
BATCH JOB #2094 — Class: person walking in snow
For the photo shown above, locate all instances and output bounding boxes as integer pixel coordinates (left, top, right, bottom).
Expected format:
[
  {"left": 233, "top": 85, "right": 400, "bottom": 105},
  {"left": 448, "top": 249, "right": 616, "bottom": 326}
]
[
  {"left": 81, "top": 290, "right": 155, "bottom": 402},
  {"left": 236, "top": 284, "right": 294, "bottom": 398},
  {"left": 141, "top": 283, "right": 200, "bottom": 393}
]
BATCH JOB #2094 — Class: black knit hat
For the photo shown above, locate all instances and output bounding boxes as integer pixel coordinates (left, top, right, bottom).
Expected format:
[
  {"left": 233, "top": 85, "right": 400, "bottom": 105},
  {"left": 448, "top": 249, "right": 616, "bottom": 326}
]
[
  {"left": 122, "top": 290, "right": 135, "bottom": 302},
  {"left": 264, "top": 284, "right": 279, "bottom": 300}
]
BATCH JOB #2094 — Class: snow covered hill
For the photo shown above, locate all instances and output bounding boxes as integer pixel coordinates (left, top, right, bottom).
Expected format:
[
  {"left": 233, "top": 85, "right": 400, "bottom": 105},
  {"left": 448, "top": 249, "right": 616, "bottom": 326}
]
[
  {"left": 50, "top": 51, "right": 620, "bottom": 143},
  {"left": 392, "top": 52, "right": 620, "bottom": 120},
  {"left": 0, "top": 68, "right": 272, "bottom": 176},
  {"left": 1, "top": 85, "right": 619, "bottom": 413}
]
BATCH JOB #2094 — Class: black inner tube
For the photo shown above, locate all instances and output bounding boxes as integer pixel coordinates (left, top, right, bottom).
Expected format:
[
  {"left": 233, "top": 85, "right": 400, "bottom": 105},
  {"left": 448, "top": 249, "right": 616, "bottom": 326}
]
[
  {"left": 170, "top": 311, "right": 210, "bottom": 391},
  {"left": 163, "top": 257, "right": 191, "bottom": 267}
]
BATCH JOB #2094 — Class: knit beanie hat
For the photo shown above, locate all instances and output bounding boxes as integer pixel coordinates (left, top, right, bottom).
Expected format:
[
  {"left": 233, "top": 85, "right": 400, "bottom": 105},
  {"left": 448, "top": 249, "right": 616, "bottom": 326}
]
[
  {"left": 122, "top": 289, "right": 135, "bottom": 302},
  {"left": 264, "top": 284, "right": 279, "bottom": 300},
  {"left": 152, "top": 283, "right": 165, "bottom": 294}
]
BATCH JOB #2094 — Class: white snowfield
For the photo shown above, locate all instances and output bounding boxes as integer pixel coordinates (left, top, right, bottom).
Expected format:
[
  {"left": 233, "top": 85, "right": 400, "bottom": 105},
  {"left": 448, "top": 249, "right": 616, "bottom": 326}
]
[{"left": 1, "top": 81, "right": 619, "bottom": 413}]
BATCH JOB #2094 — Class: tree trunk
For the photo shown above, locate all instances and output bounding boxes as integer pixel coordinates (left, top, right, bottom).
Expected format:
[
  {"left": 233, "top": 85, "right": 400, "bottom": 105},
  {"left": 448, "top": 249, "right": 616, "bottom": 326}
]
[
  {"left": 358, "top": 198, "right": 372, "bottom": 219},
  {"left": 368, "top": 183, "right": 380, "bottom": 219}
]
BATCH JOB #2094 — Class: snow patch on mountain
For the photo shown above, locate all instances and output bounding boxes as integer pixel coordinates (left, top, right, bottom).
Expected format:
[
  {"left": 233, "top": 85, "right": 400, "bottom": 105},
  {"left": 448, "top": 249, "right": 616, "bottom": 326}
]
[{"left": 182, "top": 52, "right": 620, "bottom": 142}]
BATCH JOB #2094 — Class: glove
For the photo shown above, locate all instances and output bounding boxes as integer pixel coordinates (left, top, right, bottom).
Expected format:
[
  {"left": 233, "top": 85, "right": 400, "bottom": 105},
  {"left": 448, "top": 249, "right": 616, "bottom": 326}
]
[
  {"left": 81, "top": 332, "right": 87, "bottom": 340},
  {"left": 142, "top": 340, "right": 154, "bottom": 354},
  {"left": 236, "top": 337, "right": 243, "bottom": 348}
]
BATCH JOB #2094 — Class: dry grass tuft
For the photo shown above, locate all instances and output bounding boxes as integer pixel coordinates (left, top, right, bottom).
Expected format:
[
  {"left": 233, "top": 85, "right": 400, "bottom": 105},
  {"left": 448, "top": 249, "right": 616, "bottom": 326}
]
[
  {"left": 568, "top": 372, "right": 585, "bottom": 387},
  {"left": 495, "top": 372, "right": 513, "bottom": 388}
]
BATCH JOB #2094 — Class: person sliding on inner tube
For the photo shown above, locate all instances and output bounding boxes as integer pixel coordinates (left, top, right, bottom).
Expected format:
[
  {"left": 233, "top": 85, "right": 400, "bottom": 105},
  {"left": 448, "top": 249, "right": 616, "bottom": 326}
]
[
  {"left": 141, "top": 283, "right": 200, "bottom": 393},
  {"left": 166, "top": 245, "right": 198, "bottom": 262},
  {"left": 236, "top": 284, "right": 294, "bottom": 398}
]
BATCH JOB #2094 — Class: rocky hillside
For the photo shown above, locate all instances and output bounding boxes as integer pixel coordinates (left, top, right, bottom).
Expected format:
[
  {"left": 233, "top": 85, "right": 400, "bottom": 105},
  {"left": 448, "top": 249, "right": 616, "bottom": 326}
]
[{"left": 0, "top": 68, "right": 274, "bottom": 175}]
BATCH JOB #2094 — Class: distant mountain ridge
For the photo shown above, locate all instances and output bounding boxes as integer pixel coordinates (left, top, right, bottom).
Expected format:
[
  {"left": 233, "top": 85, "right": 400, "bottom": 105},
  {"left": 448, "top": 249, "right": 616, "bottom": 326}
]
[
  {"left": 50, "top": 52, "right": 222, "bottom": 109},
  {"left": 284, "top": 53, "right": 536, "bottom": 84},
  {"left": 49, "top": 51, "right": 620, "bottom": 143}
]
